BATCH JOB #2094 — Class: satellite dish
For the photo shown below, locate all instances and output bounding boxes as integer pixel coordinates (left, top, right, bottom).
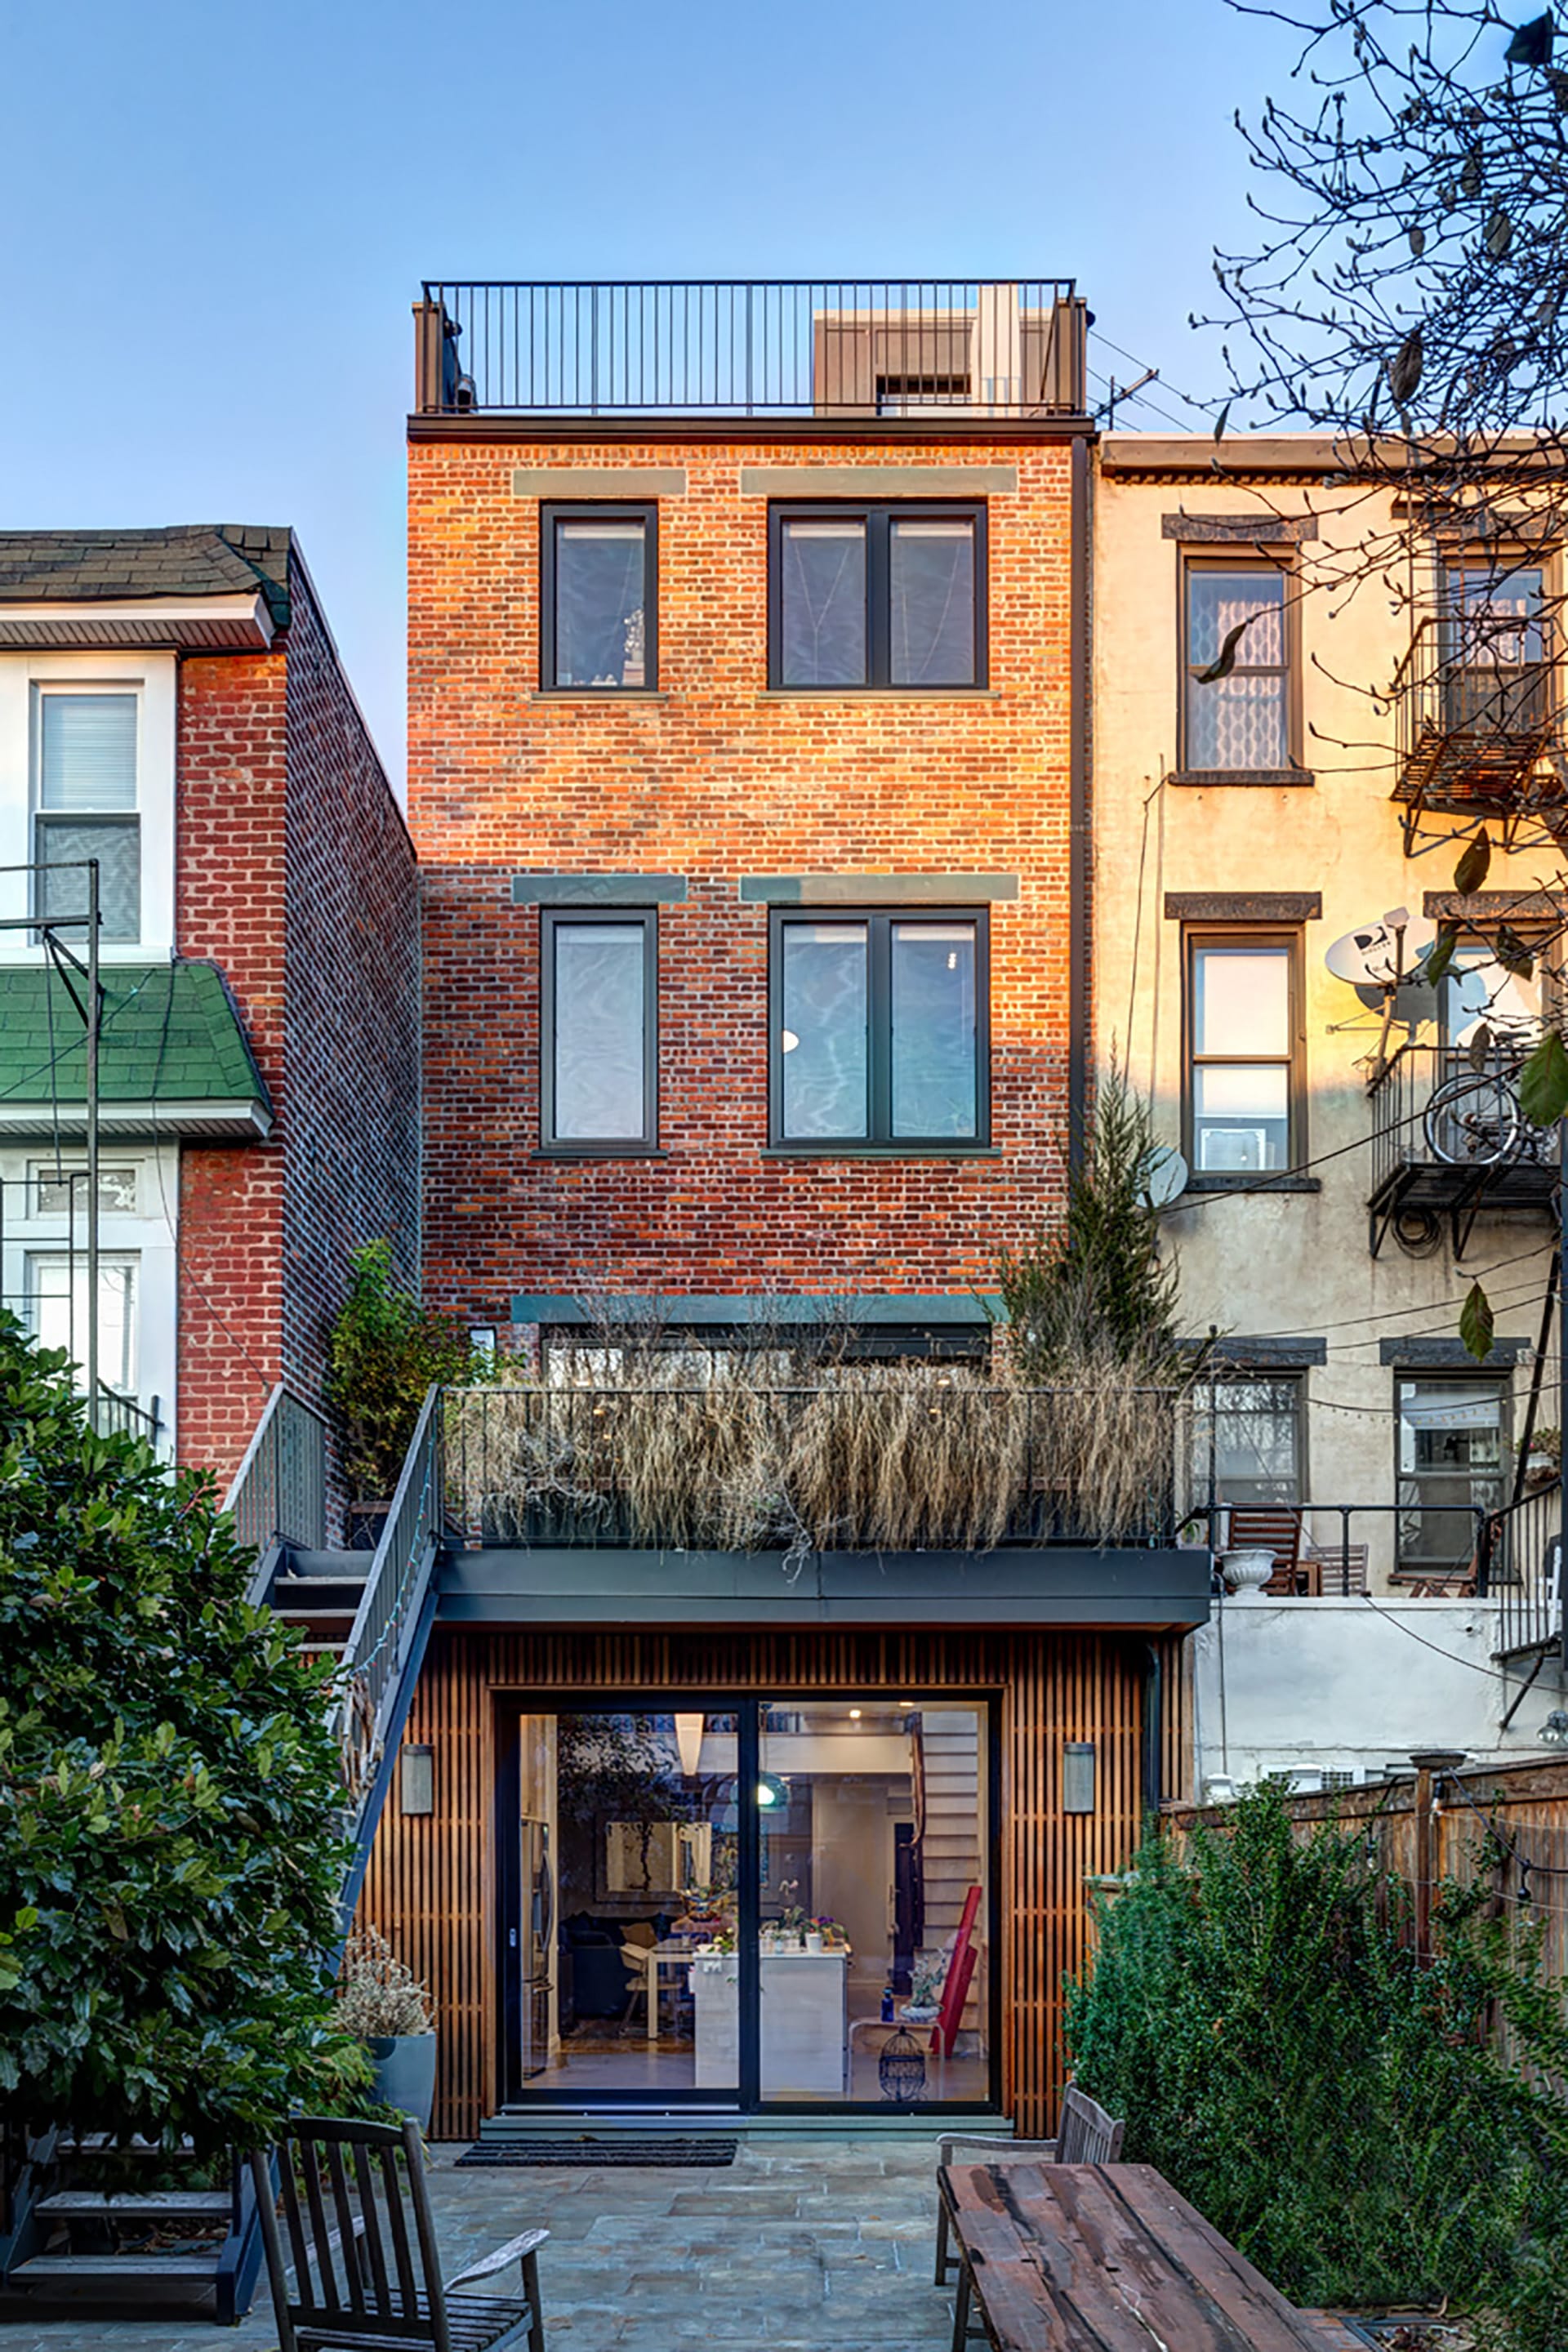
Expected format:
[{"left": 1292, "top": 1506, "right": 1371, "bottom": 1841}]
[
  {"left": 1140, "top": 1144, "right": 1189, "bottom": 1209},
  {"left": 1325, "top": 907, "right": 1430, "bottom": 990}
]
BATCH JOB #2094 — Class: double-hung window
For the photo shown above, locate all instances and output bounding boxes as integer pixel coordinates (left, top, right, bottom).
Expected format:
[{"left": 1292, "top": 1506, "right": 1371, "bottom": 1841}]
[
  {"left": 1396, "top": 1374, "right": 1507, "bottom": 1577},
  {"left": 770, "top": 907, "right": 989, "bottom": 1149},
  {"left": 33, "top": 689, "right": 140, "bottom": 942},
  {"left": 540, "top": 909, "right": 657, "bottom": 1152},
  {"left": 1182, "top": 560, "right": 1291, "bottom": 772},
  {"left": 541, "top": 505, "right": 657, "bottom": 691},
  {"left": 1185, "top": 931, "right": 1299, "bottom": 1174},
  {"left": 1189, "top": 1375, "right": 1303, "bottom": 1508},
  {"left": 769, "top": 504, "right": 986, "bottom": 689}
]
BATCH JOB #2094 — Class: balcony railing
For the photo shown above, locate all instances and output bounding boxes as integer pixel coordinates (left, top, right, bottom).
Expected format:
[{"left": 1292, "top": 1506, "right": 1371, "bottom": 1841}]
[
  {"left": 414, "top": 279, "right": 1088, "bottom": 419},
  {"left": 91, "top": 1381, "right": 161, "bottom": 1446},
  {"left": 1366, "top": 1040, "right": 1557, "bottom": 1255},
  {"left": 1486, "top": 1476, "right": 1566, "bottom": 1659},
  {"left": 443, "top": 1382, "right": 1176, "bottom": 1554},
  {"left": 1392, "top": 610, "right": 1563, "bottom": 827}
]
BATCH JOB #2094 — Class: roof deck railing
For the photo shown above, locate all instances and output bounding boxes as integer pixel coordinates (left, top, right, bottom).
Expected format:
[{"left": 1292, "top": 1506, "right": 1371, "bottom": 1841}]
[{"left": 413, "top": 278, "right": 1088, "bottom": 421}]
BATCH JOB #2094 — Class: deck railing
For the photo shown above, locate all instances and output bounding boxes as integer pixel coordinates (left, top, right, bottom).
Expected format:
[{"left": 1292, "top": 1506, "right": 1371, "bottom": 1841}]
[
  {"left": 443, "top": 1382, "right": 1177, "bottom": 1553},
  {"left": 414, "top": 279, "right": 1087, "bottom": 418}
]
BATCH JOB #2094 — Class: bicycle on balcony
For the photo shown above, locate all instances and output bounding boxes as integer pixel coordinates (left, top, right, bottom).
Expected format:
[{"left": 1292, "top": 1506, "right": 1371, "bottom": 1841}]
[{"left": 1422, "top": 1026, "right": 1552, "bottom": 1170}]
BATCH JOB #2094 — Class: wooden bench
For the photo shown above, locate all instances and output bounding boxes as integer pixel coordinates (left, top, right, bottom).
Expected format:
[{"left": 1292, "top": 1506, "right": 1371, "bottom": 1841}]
[
  {"left": 939, "top": 2160, "right": 1325, "bottom": 2352},
  {"left": 933, "top": 2083, "right": 1124, "bottom": 2290}
]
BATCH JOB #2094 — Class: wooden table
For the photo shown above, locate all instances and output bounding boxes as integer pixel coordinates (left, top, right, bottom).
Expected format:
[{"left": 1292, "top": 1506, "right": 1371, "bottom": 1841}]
[{"left": 939, "top": 2162, "right": 1328, "bottom": 2352}]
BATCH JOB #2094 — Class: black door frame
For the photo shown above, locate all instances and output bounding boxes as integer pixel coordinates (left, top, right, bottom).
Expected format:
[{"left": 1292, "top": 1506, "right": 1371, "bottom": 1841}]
[{"left": 496, "top": 1690, "right": 1002, "bottom": 2115}]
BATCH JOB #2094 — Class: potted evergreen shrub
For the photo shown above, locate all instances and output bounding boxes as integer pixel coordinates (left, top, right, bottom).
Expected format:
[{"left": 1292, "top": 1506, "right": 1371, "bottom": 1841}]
[
  {"left": 337, "top": 1927, "right": 438, "bottom": 2131},
  {"left": 327, "top": 1241, "right": 479, "bottom": 1547}
]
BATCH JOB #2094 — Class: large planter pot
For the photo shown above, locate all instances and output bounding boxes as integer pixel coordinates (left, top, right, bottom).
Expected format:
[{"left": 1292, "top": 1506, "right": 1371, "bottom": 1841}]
[{"left": 368, "top": 2032, "right": 437, "bottom": 2132}]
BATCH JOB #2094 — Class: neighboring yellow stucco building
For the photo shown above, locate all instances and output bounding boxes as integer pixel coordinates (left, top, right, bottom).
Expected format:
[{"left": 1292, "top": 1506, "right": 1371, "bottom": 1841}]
[{"left": 1095, "top": 434, "right": 1561, "bottom": 1601}]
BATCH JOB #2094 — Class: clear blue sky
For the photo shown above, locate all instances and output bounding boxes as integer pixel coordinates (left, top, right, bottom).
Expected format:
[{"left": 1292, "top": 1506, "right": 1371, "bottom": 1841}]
[{"left": 3, "top": 0, "right": 1305, "bottom": 791}]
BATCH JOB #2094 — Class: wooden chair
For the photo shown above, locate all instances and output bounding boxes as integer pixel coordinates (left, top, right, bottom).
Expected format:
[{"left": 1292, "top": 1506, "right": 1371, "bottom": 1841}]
[
  {"left": 933, "top": 2082, "right": 1125, "bottom": 2287},
  {"left": 250, "top": 2116, "right": 547, "bottom": 2352},
  {"left": 1227, "top": 1505, "right": 1308, "bottom": 1595}
]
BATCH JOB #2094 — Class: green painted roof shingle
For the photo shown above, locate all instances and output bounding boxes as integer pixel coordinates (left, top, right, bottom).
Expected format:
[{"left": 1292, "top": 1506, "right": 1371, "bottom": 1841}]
[{"left": 0, "top": 961, "right": 271, "bottom": 1112}]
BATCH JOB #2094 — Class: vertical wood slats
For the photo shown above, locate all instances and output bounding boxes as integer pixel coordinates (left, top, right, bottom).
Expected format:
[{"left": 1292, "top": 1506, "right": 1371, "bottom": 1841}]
[{"left": 357, "top": 1625, "right": 1190, "bottom": 2140}]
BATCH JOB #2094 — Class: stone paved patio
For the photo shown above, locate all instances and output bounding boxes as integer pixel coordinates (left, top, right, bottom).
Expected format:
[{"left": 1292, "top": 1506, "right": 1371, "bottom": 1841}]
[{"left": 2, "top": 2135, "right": 958, "bottom": 2350}]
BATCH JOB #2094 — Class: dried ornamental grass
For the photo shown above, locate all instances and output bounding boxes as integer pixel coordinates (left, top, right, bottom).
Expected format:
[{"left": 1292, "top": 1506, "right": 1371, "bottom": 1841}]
[
  {"left": 336, "top": 1927, "right": 435, "bottom": 2038},
  {"left": 443, "top": 1350, "right": 1174, "bottom": 1556}
]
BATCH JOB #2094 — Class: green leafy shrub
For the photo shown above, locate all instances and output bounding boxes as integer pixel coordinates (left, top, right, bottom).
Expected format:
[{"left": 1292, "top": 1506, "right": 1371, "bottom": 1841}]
[
  {"left": 327, "top": 1239, "right": 478, "bottom": 1499},
  {"left": 1064, "top": 1786, "right": 1568, "bottom": 2349},
  {"left": 0, "top": 1312, "right": 366, "bottom": 2154}
]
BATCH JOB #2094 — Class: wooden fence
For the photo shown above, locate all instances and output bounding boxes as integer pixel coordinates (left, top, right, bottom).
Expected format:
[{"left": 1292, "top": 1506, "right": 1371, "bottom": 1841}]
[{"left": 1164, "top": 1757, "right": 1568, "bottom": 1981}]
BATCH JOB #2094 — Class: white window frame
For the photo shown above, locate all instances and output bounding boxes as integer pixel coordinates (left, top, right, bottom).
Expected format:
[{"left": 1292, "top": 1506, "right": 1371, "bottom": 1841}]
[
  {"left": 1, "top": 1143, "right": 178, "bottom": 1446},
  {"left": 0, "top": 651, "right": 176, "bottom": 960},
  {"left": 25, "top": 1248, "right": 140, "bottom": 1393}
]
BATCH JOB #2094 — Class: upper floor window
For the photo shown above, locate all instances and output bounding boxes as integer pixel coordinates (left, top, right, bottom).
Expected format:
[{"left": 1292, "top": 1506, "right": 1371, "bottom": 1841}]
[
  {"left": 1184, "top": 930, "right": 1299, "bottom": 1174},
  {"left": 1188, "top": 1374, "right": 1303, "bottom": 1508},
  {"left": 26, "top": 1250, "right": 138, "bottom": 1393},
  {"left": 33, "top": 689, "right": 140, "bottom": 942},
  {"left": 769, "top": 907, "right": 989, "bottom": 1150},
  {"left": 768, "top": 505, "right": 986, "bottom": 690},
  {"left": 541, "top": 505, "right": 657, "bottom": 691},
  {"left": 1441, "top": 561, "right": 1548, "bottom": 733},
  {"left": 540, "top": 908, "right": 657, "bottom": 1152},
  {"left": 1182, "top": 561, "right": 1290, "bottom": 771}
]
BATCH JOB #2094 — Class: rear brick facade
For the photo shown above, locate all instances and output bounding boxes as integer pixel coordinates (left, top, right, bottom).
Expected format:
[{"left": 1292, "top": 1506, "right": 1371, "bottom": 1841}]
[
  {"left": 409, "top": 434, "right": 1084, "bottom": 1325},
  {"left": 176, "top": 558, "right": 419, "bottom": 1481}
]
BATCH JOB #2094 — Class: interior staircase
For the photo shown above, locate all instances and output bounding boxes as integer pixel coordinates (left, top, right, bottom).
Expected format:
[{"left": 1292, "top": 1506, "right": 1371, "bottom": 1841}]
[
  {"left": 920, "top": 1708, "right": 985, "bottom": 2046},
  {"left": 0, "top": 1384, "right": 443, "bottom": 2323}
]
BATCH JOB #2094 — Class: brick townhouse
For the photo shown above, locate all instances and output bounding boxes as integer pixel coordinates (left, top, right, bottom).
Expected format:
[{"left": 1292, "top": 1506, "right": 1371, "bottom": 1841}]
[
  {"left": 359, "top": 280, "right": 1209, "bottom": 2142},
  {"left": 0, "top": 525, "right": 419, "bottom": 1485}
]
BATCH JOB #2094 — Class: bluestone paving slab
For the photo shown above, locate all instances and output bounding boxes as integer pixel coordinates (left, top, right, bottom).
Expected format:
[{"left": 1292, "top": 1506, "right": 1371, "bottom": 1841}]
[{"left": 0, "top": 2134, "right": 954, "bottom": 2350}]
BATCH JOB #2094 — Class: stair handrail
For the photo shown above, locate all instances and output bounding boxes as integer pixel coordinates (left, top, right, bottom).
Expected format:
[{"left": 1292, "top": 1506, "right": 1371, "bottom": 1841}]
[
  {"left": 332, "top": 1383, "right": 443, "bottom": 1827},
  {"left": 225, "top": 1384, "right": 331, "bottom": 1601}
]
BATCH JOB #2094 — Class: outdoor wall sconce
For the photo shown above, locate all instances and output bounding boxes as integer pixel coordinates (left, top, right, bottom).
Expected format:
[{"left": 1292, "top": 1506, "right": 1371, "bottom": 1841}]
[
  {"left": 400, "top": 1743, "right": 434, "bottom": 1817},
  {"left": 1539, "top": 1709, "right": 1568, "bottom": 1748},
  {"left": 1062, "top": 1742, "right": 1097, "bottom": 1815}
]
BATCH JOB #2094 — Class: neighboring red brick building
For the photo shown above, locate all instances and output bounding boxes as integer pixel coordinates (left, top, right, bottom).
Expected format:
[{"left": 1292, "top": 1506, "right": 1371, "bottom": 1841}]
[
  {"left": 408, "top": 283, "right": 1094, "bottom": 1352},
  {"left": 0, "top": 526, "right": 418, "bottom": 1483}
]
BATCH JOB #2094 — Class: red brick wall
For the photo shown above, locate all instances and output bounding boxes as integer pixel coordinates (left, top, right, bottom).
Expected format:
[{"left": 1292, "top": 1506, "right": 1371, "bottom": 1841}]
[
  {"left": 280, "top": 564, "right": 421, "bottom": 1410},
  {"left": 176, "top": 650, "right": 289, "bottom": 1476},
  {"left": 409, "top": 434, "right": 1079, "bottom": 1325},
  {"left": 175, "top": 562, "right": 419, "bottom": 1488}
]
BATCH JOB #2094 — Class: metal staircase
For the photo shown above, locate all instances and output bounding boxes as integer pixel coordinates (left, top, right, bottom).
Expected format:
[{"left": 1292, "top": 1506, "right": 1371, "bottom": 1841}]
[{"left": 0, "top": 1384, "right": 444, "bottom": 2323}]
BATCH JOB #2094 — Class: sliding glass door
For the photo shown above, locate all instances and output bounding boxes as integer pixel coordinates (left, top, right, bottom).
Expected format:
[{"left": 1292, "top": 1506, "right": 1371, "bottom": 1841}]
[{"left": 498, "top": 1695, "right": 996, "bottom": 2112}]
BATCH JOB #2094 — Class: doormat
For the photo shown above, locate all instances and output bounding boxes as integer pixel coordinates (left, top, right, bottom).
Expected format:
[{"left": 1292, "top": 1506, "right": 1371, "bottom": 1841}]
[{"left": 457, "top": 2138, "right": 737, "bottom": 2168}]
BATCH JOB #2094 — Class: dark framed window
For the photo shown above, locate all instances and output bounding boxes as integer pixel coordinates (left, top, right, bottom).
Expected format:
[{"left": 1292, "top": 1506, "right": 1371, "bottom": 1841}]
[
  {"left": 1440, "top": 559, "right": 1548, "bottom": 735},
  {"left": 1396, "top": 1373, "right": 1508, "bottom": 1577},
  {"left": 768, "top": 906, "right": 990, "bottom": 1150},
  {"left": 768, "top": 504, "right": 987, "bottom": 689},
  {"left": 1183, "top": 929, "right": 1301, "bottom": 1174},
  {"left": 541, "top": 505, "right": 657, "bottom": 691},
  {"left": 540, "top": 909, "right": 657, "bottom": 1152},
  {"left": 1181, "top": 558, "right": 1293, "bottom": 770},
  {"left": 1189, "top": 1374, "right": 1303, "bottom": 1508}
]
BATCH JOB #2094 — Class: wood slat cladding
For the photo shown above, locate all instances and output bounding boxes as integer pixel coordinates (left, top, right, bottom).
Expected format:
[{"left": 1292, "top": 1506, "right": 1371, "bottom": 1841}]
[{"left": 356, "top": 1626, "right": 1188, "bottom": 2140}]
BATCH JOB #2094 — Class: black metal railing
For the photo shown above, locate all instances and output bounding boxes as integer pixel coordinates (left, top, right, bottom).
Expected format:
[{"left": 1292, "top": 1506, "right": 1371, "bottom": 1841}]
[
  {"left": 1485, "top": 1477, "right": 1566, "bottom": 1658},
  {"left": 91, "top": 1382, "right": 161, "bottom": 1445},
  {"left": 1394, "top": 610, "right": 1561, "bottom": 813},
  {"left": 443, "top": 1383, "right": 1176, "bottom": 1552},
  {"left": 1181, "top": 1499, "right": 1492, "bottom": 1595},
  {"left": 1366, "top": 1040, "right": 1557, "bottom": 1214},
  {"left": 415, "top": 279, "right": 1087, "bottom": 418}
]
